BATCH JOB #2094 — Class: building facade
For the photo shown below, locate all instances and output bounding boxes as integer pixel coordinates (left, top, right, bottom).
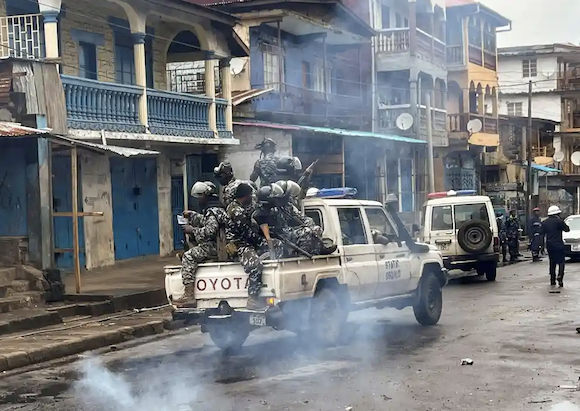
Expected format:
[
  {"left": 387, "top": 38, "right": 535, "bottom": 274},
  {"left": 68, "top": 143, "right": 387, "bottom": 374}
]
[
  {"left": 0, "top": 0, "right": 247, "bottom": 270},
  {"left": 443, "top": 0, "right": 510, "bottom": 192}
]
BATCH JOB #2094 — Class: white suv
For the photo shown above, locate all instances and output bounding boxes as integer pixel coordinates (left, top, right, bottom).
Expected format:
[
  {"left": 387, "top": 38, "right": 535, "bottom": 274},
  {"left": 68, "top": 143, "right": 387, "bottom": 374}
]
[{"left": 420, "top": 191, "right": 500, "bottom": 281}]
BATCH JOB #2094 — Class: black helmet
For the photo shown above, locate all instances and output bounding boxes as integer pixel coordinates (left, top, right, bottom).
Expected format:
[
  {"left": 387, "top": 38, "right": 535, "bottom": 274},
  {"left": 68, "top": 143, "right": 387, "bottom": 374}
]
[
  {"left": 255, "top": 138, "right": 277, "bottom": 151},
  {"left": 257, "top": 183, "right": 285, "bottom": 204}
]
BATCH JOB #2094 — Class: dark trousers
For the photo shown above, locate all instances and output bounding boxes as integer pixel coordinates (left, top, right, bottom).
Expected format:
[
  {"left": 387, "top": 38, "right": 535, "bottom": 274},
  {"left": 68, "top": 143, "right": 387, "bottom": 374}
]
[{"left": 547, "top": 250, "right": 565, "bottom": 285}]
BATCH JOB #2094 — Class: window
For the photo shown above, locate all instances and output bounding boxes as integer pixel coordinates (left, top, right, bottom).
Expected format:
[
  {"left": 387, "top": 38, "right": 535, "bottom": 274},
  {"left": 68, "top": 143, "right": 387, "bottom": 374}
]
[
  {"left": 313, "top": 60, "right": 332, "bottom": 95},
  {"left": 263, "top": 45, "right": 284, "bottom": 91},
  {"left": 78, "top": 42, "right": 97, "bottom": 80},
  {"left": 522, "top": 59, "right": 537, "bottom": 78},
  {"left": 337, "top": 208, "right": 367, "bottom": 245},
  {"left": 381, "top": 6, "right": 390, "bottom": 29},
  {"left": 386, "top": 157, "right": 416, "bottom": 213},
  {"left": 395, "top": 13, "right": 402, "bottom": 28},
  {"left": 432, "top": 206, "right": 453, "bottom": 231},
  {"left": 305, "top": 209, "right": 323, "bottom": 229},
  {"left": 507, "top": 102, "right": 523, "bottom": 117},
  {"left": 114, "top": 31, "right": 154, "bottom": 88},
  {"left": 365, "top": 208, "right": 397, "bottom": 237},
  {"left": 454, "top": 203, "right": 490, "bottom": 229}
]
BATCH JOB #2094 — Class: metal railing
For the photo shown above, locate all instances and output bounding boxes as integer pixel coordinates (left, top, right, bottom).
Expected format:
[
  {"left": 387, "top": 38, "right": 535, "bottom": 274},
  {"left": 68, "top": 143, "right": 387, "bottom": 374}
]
[
  {"left": 0, "top": 14, "right": 44, "bottom": 59},
  {"left": 447, "top": 113, "right": 498, "bottom": 134},
  {"left": 61, "top": 75, "right": 144, "bottom": 133},
  {"left": 446, "top": 45, "right": 463, "bottom": 66},
  {"left": 166, "top": 66, "right": 221, "bottom": 95}
]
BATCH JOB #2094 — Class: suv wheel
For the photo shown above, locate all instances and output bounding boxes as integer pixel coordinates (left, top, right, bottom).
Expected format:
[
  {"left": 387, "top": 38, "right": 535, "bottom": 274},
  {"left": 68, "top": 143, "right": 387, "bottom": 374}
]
[
  {"left": 309, "top": 287, "right": 348, "bottom": 346},
  {"left": 484, "top": 262, "right": 497, "bottom": 282},
  {"left": 457, "top": 220, "right": 493, "bottom": 254},
  {"left": 413, "top": 271, "right": 443, "bottom": 326}
]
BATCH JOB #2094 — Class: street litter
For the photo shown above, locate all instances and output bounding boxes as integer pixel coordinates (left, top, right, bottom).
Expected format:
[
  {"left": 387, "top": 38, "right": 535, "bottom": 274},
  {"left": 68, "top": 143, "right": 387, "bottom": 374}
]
[
  {"left": 345, "top": 407, "right": 353, "bottom": 411},
  {"left": 461, "top": 358, "right": 474, "bottom": 365},
  {"left": 529, "top": 399, "right": 552, "bottom": 404},
  {"left": 558, "top": 385, "right": 579, "bottom": 390}
]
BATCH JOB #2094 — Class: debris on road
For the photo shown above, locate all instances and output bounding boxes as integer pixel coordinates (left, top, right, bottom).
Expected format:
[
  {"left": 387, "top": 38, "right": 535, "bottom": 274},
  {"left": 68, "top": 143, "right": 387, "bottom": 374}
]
[
  {"left": 461, "top": 358, "right": 474, "bottom": 365},
  {"left": 345, "top": 406, "right": 353, "bottom": 411},
  {"left": 528, "top": 399, "right": 552, "bottom": 404},
  {"left": 558, "top": 385, "right": 579, "bottom": 390}
]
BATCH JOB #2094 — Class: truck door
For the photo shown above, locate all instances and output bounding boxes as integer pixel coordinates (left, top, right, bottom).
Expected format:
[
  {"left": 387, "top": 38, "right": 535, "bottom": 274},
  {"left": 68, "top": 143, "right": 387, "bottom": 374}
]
[
  {"left": 428, "top": 205, "right": 457, "bottom": 255},
  {"left": 335, "top": 207, "right": 379, "bottom": 302},
  {"left": 364, "top": 207, "right": 412, "bottom": 297}
]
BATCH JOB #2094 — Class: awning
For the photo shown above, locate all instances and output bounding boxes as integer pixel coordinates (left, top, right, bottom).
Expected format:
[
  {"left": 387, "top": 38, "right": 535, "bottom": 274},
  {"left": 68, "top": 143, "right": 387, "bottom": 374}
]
[
  {"left": 233, "top": 121, "right": 427, "bottom": 144},
  {"left": 531, "top": 163, "right": 562, "bottom": 174},
  {"left": 0, "top": 122, "right": 158, "bottom": 157}
]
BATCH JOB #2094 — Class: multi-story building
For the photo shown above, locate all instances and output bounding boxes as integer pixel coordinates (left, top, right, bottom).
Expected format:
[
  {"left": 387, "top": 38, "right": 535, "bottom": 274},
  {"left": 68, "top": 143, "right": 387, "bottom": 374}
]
[
  {"left": 443, "top": 0, "right": 510, "bottom": 192},
  {"left": 0, "top": 0, "right": 247, "bottom": 270},
  {"left": 197, "top": 0, "right": 429, "bottom": 212}
]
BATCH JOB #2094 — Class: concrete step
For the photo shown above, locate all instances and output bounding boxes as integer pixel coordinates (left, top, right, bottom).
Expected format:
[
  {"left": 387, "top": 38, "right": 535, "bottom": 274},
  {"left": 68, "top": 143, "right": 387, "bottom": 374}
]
[
  {"left": 0, "top": 309, "right": 63, "bottom": 335},
  {"left": 0, "top": 267, "right": 17, "bottom": 284},
  {"left": 0, "top": 292, "right": 44, "bottom": 313},
  {"left": 0, "top": 280, "right": 32, "bottom": 298}
]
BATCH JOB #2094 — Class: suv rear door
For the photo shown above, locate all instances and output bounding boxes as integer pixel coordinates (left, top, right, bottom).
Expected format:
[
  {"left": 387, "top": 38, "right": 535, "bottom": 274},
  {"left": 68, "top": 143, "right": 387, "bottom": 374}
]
[
  {"left": 364, "top": 206, "right": 412, "bottom": 297},
  {"left": 428, "top": 204, "right": 457, "bottom": 256},
  {"left": 453, "top": 202, "right": 492, "bottom": 255}
]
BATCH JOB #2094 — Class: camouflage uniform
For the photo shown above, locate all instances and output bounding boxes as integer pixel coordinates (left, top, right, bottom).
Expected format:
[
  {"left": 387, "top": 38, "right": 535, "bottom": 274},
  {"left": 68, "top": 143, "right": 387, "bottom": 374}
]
[
  {"left": 181, "top": 207, "right": 228, "bottom": 286},
  {"left": 226, "top": 200, "right": 282, "bottom": 297},
  {"left": 251, "top": 153, "right": 279, "bottom": 187},
  {"left": 278, "top": 203, "right": 324, "bottom": 255},
  {"left": 223, "top": 177, "right": 257, "bottom": 209}
]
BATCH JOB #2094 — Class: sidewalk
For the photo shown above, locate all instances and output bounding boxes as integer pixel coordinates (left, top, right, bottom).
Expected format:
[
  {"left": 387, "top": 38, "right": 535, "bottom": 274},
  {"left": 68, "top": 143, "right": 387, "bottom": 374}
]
[{"left": 0, "top": 255, "right": 182, "bottom": 372}]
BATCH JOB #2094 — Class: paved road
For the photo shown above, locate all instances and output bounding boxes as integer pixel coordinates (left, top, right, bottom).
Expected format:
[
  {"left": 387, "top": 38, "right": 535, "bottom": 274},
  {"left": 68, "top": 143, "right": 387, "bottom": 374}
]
[{"left": 2, "top": 258, "right": 580, "bottom": 411}]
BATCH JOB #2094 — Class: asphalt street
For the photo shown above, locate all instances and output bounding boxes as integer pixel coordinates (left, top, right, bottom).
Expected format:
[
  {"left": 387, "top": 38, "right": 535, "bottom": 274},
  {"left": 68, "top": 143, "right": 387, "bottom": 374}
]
[{"left": 2, "top": 256, "right": 580, "bottom": 411}]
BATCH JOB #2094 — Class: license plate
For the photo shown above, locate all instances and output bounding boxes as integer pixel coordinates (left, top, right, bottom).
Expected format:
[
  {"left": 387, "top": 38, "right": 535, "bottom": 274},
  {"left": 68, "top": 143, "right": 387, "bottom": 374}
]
[
  {"left": 249, "top": 314, "right": 266, "bottom": 326},
  {"left": 572, "top": 245, "right": 580, "bottom": 252},
  {"left": 438, "top": 243, "right": 448, "bottom": 251}
]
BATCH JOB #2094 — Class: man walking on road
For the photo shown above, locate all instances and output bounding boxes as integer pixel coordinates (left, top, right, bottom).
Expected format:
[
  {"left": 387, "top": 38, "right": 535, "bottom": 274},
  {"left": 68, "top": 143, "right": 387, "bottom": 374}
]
[{"left": 542, "top": 205, "right": 570, "bottom": 291}]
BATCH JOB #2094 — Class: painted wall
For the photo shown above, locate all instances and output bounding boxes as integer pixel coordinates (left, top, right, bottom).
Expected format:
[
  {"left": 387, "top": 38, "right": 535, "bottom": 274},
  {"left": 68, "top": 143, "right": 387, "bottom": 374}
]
[
  {"left": 224, "top": 125, "right": 292, "bottom": 181},
  {"left": 499, "top": 93, "right": 561, "bottom": 123},
  {"left": 80, "top": 153, "right": 115, "bottom": 270},
  {"left": 157, "top": 153, "right": 173, "bottom": 256},
  {"left": 498, "top": 55, "right": 558, "bottom": 94}
]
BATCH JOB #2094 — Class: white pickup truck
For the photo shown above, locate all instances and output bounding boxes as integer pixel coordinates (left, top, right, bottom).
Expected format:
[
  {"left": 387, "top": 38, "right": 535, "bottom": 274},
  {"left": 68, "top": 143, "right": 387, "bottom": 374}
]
[{"left": 165, "top": 194, "right": 448, "bottom": 351}]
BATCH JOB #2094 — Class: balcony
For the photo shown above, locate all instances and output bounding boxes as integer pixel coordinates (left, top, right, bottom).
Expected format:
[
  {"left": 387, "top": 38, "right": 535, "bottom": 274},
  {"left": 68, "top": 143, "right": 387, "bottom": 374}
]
[
  {"left": 448, "top": 113, "right": 498, "bottom": 137},
  {"left": 0, "top": 14, "right": 44, "bottom": 59},
  {"left": 251, "top": 82, "right": 370, "bottom": 129},
  {"left": 376, "top": 28, "right": 445, "bottom": 68},
  {"left": 446, "top": 45, "right": 464, "bottom": 68},
  {"left": 378, "top": 104, "right": 447, "bottom": 146},
  {"left": 62, "top": 76, "right": 229, "bottom": 138}
]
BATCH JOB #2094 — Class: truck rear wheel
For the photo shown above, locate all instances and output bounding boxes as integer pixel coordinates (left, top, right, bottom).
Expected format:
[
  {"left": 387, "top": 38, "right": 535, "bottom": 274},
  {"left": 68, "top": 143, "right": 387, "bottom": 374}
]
[
  {"left": 413, "top": 272, "right": 443, "bottom": 326},
  {"left": 207, "top": 324, "right": 249, "bottom": 352},
  {"left": 308, "top": 287, "right": 347, "bottom": 346}
]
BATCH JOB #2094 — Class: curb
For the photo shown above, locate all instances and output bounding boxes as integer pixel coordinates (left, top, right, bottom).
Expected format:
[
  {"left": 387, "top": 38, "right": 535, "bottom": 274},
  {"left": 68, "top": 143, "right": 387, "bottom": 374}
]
[{"left": 0, "top": 320, "right": 166, "bottom": 372}]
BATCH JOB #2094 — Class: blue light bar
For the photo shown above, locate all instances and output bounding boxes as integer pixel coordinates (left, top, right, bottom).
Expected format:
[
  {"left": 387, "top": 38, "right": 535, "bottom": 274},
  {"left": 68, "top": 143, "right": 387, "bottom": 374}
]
[
  {"left": 455, "top": 190, "right": 477, "bottom": 196},
  {"left": 313, "top": 187, "right": 358, "bottom": 199}
]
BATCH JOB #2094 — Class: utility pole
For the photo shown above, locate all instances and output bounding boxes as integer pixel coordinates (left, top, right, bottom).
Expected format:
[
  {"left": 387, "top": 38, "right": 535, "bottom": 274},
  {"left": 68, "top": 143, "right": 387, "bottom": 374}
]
[
  {"left": 525, "top": 80, "right": 533, "bottom": 222},
  {"left": 426, "top": 92, "right": 435, "bottom": 193}
]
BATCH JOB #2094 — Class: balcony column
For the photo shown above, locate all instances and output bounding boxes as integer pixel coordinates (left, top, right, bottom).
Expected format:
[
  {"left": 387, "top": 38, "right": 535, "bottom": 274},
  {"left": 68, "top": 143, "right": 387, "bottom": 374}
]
[
  {"left": 205, "top": 58, "right": 218, "bottom": 136},
  {"left": 220, "top": 58, "right": 233, "bottom": 132},
  {"left": 39, "top": 0, "right": 62, "bottom": 62},
  {"left": 132, "top": 32, "right": 148, "bottom": 129},
  {"left": 408, "top": 0, "right": 417, "bottom": 55}
]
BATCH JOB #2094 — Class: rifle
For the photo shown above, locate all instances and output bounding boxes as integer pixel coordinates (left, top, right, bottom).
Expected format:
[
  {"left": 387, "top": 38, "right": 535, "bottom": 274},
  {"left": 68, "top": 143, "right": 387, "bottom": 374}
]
[
  {"left": 297, "top": 159, "right": 318, "bottom": 187},
  {"left": 275, "top": 232, "right": 313, "bottom": 259}
]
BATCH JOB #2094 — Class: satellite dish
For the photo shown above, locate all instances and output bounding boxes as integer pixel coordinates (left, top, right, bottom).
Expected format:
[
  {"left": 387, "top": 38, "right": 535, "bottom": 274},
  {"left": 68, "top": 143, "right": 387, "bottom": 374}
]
[
  {"left": 230, "top": 58, "right": 246, "bottom": 76},
  {"left": 395, "top": 113, "right": 414, "bottom": 131},
  {"left": 553, "top": 151, "right": 565, "bottom": 163},
  {"left": 572, "top": 151, "right": 580, "bottom": 166},
  {"left": 466, "top": 118, "right": 483, "bottom": 134}
]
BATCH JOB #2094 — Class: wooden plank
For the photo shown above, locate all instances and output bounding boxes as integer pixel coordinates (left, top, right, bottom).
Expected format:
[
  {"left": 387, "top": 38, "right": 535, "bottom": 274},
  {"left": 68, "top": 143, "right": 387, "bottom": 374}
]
[
  {"left": 40, "top": 63, "right": 68, "bottom": 134},
  {"left": 71, "top": 147, "right": 81, "bottom": 294},
  {"left": 12, "top": 61, "right": 41, "bottom": 114},
  {"left": 53, "top": 211, "right": 104, "bottom": 217},
  {"left": 55, "top": 248, "right": 85, "bottom": 253}
]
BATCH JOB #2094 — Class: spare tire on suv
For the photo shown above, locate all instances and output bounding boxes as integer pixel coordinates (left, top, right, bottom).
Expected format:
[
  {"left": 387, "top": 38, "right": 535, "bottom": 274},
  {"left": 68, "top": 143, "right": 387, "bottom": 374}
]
[{"left": 457, "top": 220, "right": 492, "bottom": 254}]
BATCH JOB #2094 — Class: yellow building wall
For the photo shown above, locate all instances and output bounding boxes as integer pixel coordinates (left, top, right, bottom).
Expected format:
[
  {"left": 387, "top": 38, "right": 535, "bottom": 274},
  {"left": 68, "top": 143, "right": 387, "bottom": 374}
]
[{"left": 467, "top": 63, "right": 499, "bottom": 90}]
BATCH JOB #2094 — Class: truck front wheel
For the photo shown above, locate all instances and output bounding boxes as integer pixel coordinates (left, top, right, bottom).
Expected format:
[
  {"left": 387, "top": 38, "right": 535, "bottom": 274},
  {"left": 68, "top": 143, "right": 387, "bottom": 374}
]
[
  {"left": 413, "top": 272, "right": 443, "bottom": 326},
  {"left": 207, "top": 324, "right": 249, "bottom": 352},
  {"left": 308, "top": 287, "right": 347, "bottom": 346}
]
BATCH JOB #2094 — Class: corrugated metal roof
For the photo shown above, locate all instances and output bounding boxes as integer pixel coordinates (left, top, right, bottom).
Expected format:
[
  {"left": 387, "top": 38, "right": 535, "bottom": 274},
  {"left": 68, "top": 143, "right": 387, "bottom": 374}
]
[
  {"left": 231, "top": 88, "right": 274, "bottom": 106},
  {"left": 0, "top": 122, "right": 158, "bottom": 157},
  {"left": 233, "top": 121, "right": 426, "bottom": 144},
  {"left": 531, "top": 164, "right": 561, "bottom": 174}
]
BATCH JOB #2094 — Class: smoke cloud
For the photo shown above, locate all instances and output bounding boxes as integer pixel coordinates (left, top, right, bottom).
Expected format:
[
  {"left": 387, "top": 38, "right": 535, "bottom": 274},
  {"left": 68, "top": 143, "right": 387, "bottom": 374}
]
[{"left": 73, "top": 356, "right": 203, "bottom": 411}]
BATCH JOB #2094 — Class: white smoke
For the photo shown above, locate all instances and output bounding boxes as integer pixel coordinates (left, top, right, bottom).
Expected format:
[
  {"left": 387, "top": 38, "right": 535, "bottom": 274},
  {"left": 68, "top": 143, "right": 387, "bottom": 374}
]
[{"left": 73, "top": 356, "right": 201, "bottom": 411}]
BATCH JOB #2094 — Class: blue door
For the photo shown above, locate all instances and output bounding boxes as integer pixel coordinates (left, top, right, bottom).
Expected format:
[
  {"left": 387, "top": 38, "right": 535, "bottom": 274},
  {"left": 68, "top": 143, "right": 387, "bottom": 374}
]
[
  {"left": 0, "top": 145, "right": 27, "bottom": 237},
  {"left": 110, "top": 157, "right": 160, "bottom": 260},
  {"left": 171, "top": 176, "right": 184, "bottom": 250},
  {"left": 52, "top": 155, "right": 86, "bottom": 269}
]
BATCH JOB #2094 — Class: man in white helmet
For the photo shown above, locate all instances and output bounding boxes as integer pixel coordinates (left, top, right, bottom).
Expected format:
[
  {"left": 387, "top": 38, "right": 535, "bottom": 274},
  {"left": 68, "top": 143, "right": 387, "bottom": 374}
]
[
  {"left": 175, "top": 181, "right": 228, "bottom": 307},
  {"left": 542, "top": 205, "right": 570, "bottom": 291}
]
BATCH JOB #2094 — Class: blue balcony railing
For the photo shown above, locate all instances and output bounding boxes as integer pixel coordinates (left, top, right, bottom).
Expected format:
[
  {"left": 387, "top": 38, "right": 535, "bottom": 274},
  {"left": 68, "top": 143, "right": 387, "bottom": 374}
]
[
  {"left": 215, "top": 98, "right": 232, "bottom": 138},
  {"left": 61, "top": 75, "right": 145, "bottom": 133},
  {"left": 147, "top": 89, "right": 213, "bottom": 138}
]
